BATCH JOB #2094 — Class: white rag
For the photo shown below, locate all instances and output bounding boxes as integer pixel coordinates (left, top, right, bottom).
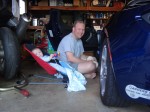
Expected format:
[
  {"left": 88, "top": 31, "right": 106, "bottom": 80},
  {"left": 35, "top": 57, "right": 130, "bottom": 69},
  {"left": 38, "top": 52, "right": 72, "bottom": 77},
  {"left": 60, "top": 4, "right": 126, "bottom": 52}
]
[{"left": 57, "top": 61, "right": 87, "bottom": 92}]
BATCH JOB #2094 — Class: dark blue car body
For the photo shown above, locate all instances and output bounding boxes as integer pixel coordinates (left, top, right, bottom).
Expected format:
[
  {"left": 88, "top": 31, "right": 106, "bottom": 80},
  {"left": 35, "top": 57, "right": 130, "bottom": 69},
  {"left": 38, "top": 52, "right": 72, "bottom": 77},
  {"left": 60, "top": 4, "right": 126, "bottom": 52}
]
[{"left": 101, "top": 0, "right": 150, "bottom": 105}]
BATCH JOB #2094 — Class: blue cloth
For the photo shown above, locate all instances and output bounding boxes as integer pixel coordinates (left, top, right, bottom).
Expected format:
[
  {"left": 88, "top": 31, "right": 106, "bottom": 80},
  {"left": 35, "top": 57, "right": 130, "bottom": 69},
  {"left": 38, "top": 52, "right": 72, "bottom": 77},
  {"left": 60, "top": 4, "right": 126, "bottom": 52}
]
[
  {"left": 41, "top": 55, "right": 87, "bottom": 92},
  {"left": 59, "top": 61, "right": 87, "bottom": 92}
]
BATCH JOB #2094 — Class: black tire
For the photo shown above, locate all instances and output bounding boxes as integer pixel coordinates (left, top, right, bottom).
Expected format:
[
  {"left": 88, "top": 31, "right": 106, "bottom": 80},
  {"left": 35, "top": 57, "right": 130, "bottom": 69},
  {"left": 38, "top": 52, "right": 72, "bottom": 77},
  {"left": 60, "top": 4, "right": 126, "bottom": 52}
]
[
  {"left": 99, "top": 38, "right": 130, "bottom": 107},
  {"left": 0, "top": 27, "right": 20, "bottom": 79}
]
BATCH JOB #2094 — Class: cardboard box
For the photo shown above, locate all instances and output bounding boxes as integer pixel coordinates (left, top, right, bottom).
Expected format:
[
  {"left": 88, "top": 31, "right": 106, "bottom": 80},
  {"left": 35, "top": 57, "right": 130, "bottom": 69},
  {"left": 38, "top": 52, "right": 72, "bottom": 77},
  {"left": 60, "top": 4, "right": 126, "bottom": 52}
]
[
  {"left": 38, "top": 0, "right": 48, "bottom": 6},
  {"left": 73, "top": 0, "right": 80, "bottom": 6}
]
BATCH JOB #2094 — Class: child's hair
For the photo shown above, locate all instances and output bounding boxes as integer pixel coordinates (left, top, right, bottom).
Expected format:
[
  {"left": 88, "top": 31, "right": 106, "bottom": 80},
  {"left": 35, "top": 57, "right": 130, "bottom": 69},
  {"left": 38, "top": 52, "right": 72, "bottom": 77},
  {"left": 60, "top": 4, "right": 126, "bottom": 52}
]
[
  {"left": 26, "top": 44, "right": 36, "bottom": 51},
  {"left": 31, "top": 48, "right": 40, "bottom": 52}
]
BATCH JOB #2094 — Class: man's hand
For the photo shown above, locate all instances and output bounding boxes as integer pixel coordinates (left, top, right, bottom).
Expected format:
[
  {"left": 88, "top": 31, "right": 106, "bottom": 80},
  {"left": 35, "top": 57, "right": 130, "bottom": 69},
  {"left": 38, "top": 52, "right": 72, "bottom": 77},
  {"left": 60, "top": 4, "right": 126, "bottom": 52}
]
[
  {"left": 87, "top": 56, "right": 97, "bottom": 62},
  {"left": 86, "top": 56, "right": 98, "bottom": 68}
]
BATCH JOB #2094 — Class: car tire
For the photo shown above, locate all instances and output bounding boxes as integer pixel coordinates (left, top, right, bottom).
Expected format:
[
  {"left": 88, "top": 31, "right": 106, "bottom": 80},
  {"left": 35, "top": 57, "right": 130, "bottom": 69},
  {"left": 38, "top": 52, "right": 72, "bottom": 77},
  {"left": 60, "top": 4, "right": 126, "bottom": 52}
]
[
  {"left": 99, "top": 38, "right": 130, "bottom": 107},
  {"left": 0, "top": 27, "right": 20, "bottom": 79}
]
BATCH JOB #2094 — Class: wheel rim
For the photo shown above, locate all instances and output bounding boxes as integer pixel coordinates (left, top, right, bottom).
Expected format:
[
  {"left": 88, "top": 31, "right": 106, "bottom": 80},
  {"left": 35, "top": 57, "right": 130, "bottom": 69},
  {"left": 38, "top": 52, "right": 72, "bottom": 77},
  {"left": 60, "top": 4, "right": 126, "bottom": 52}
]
[
  {"left": 100, "top": 45, "right": 107, "bottom": 96},
  {"left": 0, "top": 40, "right": 4, "bottom": 72}
]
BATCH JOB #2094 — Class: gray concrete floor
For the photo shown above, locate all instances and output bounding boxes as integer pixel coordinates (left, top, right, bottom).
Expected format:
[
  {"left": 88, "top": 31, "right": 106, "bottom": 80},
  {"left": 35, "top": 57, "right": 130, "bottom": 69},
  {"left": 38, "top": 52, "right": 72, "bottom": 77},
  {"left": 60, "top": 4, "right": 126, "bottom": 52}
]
[{"left": 0, "top": 61, "right": 150, "bottom": 112}]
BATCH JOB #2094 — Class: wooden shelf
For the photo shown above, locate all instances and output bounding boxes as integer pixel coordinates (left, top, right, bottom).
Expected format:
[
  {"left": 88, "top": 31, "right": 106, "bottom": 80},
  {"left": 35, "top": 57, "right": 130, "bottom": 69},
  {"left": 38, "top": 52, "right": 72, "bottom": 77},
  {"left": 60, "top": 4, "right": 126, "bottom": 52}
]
[
  {"left": 89, "top": 6, "right": 122, "bottom": 11},
  {"left": 27, "top": 1, "right": 124, "bottom": 31},
  {"left": 87, "top": 18, "right": 109, "bottom": 20},
  {"left": 28, "top": 6, "right": 123, "bottom": 12},
  {"left": 28, "top": 26, "right": 44, "bottom": 30},
  {"left": 29, "top": 6, "right": 87, "bottom": 11}
]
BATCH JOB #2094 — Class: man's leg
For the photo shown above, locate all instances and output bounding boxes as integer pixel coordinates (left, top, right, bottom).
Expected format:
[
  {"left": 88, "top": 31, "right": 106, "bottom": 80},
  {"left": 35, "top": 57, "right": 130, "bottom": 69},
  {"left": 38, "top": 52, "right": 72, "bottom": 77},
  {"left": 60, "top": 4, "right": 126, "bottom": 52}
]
[{"left": 77, "top": 61, "right": 97, "bottom": 79}]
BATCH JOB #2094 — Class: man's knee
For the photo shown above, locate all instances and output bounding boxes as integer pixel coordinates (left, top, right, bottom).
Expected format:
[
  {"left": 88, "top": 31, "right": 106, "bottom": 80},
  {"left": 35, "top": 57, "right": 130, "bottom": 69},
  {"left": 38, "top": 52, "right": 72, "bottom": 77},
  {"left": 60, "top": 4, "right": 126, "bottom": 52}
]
[
  {"left": 77, "top": 61, "right": 96, "bottom": 73},
  {"left": 87, "top": 61, "right": 96, "bottom": 71}
]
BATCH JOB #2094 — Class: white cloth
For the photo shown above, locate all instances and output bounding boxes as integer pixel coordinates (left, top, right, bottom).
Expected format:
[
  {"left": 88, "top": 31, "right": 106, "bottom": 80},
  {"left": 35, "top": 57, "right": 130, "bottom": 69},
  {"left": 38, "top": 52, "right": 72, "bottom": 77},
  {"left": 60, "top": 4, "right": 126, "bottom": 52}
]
[
  {"left": 59, "top": 61, "right": 87, "bottom": 92},
  {"left": 40, "top": 55, "right": 87, "bottom": 92},
  {"left": 65, "top": 67, "right": 86, "bottom": 92},
  {"left": 50, "top": 63, "right": 66, "bottom": 75}
]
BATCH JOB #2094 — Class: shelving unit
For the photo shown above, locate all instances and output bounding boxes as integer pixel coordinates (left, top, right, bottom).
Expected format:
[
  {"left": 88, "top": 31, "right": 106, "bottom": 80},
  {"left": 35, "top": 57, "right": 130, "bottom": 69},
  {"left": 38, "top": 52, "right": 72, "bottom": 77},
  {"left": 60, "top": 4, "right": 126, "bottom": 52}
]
[
  {"left": 27, "top": 0, "right": 124, "bottom": 30},
  {"left": 28, "top": 5, "right": 122, "bottom": 11},
  {"left": 28, "top": 25, "right": 44, "bottom": 30},
  {"left": 26, "top": 0, "right": 124, "bottom": 52}
]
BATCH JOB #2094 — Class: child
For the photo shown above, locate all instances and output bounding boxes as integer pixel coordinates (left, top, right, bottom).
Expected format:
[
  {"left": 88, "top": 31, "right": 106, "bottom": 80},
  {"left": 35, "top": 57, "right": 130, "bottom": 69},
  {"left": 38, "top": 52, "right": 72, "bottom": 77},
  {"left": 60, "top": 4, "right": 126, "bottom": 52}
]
[
  {"left": 31, "top": 48, "right": 66, "bottom": 75},
  {"left": 31, "top": 47, "right": 87, "bottom": 91}
]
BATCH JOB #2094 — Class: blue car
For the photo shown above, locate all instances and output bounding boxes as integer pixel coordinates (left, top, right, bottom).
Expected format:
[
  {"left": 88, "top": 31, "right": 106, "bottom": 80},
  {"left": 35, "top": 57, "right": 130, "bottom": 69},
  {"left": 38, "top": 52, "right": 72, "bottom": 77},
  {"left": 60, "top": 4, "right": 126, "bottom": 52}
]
[{"left": 99, "top": 0, "right": 150, "bottom": 107}]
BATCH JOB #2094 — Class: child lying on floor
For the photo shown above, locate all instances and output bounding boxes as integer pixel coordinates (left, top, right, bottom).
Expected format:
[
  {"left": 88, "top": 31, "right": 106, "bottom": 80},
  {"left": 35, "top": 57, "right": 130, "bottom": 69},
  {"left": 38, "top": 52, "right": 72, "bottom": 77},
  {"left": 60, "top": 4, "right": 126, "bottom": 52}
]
[
  {"left": 31, "top": 47, "right": 87, "bottom": 92},
  {"left": 31, "top": 47, "right": 66, "bottom": 75}
]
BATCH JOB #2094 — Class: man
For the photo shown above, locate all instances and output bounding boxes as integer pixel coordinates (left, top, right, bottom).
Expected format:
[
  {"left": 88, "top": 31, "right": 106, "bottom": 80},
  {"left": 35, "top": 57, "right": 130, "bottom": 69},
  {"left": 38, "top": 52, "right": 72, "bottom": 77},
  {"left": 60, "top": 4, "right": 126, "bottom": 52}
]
[{"left": 57, "top": 19, "right": 98, "bottom": 79}]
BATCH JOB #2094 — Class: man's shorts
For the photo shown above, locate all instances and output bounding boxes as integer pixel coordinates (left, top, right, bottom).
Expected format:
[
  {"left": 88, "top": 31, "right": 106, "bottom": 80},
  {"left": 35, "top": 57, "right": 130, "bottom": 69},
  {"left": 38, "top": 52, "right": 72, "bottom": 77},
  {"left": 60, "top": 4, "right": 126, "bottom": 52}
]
[{"left": 69, "top": 63, "right": 78, "bottom": 70}]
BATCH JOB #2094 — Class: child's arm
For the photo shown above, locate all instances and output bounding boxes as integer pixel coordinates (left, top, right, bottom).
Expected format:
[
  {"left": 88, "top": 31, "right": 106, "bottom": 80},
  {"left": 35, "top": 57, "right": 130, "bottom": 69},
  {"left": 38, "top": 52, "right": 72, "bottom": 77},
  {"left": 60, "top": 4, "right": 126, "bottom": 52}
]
[
  {"left": 41, "top": 53, "right": 59, "bottom": 62},
  {"left": 49, "top": 54, "right": 54, "bottom": 60},
  {"left": 41, "top": 55, "right": 54, "bottom": 62}
]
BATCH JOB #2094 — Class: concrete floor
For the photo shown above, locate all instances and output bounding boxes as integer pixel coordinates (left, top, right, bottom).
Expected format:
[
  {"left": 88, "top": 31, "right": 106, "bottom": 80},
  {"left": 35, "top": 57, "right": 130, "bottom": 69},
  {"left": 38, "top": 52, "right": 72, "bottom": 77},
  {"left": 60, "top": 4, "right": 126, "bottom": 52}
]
[{"left": 0, "top": 61, "right": 150, "bottom": 112}]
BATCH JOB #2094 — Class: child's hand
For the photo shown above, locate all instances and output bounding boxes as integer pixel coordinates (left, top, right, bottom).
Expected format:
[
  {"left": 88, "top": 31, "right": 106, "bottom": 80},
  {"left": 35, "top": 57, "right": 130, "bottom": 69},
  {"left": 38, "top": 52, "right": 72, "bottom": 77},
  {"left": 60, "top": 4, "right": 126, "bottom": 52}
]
[
  {"left": 49, "top": 54, "right": 54, "bottom": 60},
  {"left": 49, "top": 53, "right": 59, "bottom": 60}
]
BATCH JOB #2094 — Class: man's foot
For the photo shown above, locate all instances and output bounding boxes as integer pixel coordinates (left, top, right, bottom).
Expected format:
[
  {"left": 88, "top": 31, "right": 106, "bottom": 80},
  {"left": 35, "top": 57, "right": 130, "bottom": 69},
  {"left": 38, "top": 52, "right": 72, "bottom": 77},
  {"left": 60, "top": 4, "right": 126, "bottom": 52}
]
[{"left": 84, "top": 73, "right": 96, "bottom": 79}]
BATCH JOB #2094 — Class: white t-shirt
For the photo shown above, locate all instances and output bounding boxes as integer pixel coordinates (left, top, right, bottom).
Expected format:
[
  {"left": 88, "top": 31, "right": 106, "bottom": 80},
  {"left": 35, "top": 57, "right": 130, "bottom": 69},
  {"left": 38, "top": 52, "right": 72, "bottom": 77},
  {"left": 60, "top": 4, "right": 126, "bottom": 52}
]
[{"left": 57, "top": 33, "right": 84, "bottom": 69}]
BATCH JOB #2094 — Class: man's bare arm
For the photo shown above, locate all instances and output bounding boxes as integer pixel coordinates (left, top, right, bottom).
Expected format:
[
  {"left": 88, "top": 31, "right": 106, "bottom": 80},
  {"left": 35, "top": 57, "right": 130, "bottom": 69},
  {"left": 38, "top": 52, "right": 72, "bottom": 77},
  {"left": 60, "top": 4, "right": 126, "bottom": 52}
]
[{"left": 66, "top": 52, "right": 87, "bottom": 64}]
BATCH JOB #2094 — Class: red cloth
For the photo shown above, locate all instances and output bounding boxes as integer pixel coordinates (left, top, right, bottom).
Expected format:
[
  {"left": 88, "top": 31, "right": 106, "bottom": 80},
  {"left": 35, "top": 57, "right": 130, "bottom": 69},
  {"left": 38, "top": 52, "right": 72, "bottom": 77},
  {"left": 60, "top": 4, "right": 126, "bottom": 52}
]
[{"left": 23, "top": 44, "right": 57, "bottom": 75}]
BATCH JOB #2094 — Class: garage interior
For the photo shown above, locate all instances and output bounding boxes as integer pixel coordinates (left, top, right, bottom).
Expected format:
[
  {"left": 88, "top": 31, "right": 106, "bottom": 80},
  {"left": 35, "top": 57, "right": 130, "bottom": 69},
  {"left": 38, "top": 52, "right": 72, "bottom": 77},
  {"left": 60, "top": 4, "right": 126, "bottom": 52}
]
[{"left": 0, "top": 0, "right": 150, "bottom": 112}]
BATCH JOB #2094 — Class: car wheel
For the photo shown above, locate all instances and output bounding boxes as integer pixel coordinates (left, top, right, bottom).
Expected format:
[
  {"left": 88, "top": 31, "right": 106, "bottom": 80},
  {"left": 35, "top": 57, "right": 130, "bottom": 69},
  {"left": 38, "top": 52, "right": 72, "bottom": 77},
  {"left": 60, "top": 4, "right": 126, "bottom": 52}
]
[
  {"left": 99, "top": 38, "right": 130, "bottom": 107},
  {"left": 0, "top": 27, "right": 20, "bottom": 79}
]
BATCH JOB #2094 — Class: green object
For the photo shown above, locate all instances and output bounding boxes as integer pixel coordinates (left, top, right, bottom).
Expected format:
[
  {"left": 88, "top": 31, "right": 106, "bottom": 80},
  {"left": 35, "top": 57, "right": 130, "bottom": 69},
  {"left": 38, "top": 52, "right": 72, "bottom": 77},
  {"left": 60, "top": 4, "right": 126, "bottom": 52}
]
[{"left": 47, "top": 39, "right": 54, "bottom": 54}]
